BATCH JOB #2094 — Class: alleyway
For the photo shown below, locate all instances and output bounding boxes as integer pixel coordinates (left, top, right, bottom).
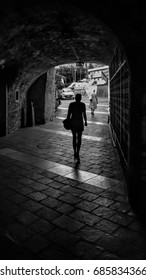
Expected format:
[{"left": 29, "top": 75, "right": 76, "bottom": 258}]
[{"left": 0, "top": 96, "right": 146, "bottom": 260}]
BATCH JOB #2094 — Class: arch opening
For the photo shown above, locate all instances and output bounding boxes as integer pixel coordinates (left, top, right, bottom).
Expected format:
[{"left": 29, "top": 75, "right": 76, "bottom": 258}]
[
  {"left": 0, "top": 2, "right": 131, "bottom": 183},
  {"left": 2, "top": 1, "right": 145, "bottom": 260}
]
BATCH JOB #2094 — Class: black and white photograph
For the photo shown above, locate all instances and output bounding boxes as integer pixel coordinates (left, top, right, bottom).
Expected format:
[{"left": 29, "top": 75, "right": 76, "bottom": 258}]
[{"left": 0, "top": 0, "right": 146, "bottom": 266}]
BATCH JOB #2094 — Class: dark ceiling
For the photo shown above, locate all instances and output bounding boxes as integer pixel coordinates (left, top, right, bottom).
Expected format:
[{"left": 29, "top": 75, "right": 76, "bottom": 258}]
[{"left": 0, "top": 0, "right": 145, "bottom": 90}]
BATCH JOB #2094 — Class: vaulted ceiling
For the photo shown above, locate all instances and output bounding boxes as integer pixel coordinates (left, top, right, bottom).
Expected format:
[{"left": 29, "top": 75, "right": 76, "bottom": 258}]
[{"left": 0, "top": 1, "right": 116, "bottom": 76}]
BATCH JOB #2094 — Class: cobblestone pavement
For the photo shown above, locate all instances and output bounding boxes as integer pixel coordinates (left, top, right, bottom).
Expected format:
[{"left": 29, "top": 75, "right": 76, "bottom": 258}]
[{"left": 0, "top": 96, "right": 146, "bottom": 260}]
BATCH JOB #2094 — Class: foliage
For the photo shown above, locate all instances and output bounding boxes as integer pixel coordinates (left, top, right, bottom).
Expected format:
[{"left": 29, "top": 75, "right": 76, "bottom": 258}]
[{"left": 56, "top": 65, "right": 87, "bottom": 86}]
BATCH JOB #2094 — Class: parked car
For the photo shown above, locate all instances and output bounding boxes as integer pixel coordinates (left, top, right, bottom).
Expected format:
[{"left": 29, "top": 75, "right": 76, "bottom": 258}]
[
  {"left": 60, "top": 88, "right": 74, "bottom": 100},
  {"left": 68, "top": 82, "right": 88, "bottom": 95}
]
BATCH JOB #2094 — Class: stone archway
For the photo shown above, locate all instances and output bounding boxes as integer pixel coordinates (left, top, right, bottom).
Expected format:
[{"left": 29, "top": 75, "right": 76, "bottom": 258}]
[
  {"left": 3, "top": 0, "right": 145, "bottom": 216},
  {"left": 26, "top": 73, "right": 47, "bottom": 126}
]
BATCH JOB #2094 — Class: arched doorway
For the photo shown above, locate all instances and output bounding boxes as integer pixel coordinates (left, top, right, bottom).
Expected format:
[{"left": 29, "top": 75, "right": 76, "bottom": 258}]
[{"left": 26, "top": 73, "right": 47, "bottom": 126}]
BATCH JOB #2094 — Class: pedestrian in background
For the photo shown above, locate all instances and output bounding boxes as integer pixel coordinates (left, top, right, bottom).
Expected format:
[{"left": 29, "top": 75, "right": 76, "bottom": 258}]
[
  {"left": 67, "top": 93, "right": 87, "bottom": 164},
  {"left": 89, "top": 89, "right": 98, "bottom": 115}
]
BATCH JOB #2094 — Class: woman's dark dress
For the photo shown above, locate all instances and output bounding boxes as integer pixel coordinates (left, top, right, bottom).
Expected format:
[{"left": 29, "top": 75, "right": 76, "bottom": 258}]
[{"left": 67, "top": 101, "right": 86, "bottom": 132}]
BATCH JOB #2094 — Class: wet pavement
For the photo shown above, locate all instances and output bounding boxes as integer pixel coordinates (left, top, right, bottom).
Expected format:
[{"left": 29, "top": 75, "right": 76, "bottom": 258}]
[{"left": 0, "top": 96, "right": 146, "bottom": 260}]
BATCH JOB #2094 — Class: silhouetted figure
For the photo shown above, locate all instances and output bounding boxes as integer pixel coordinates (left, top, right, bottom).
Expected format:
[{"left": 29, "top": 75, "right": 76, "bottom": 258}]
[
  {"left": 89, "top": 89, "right": 98, "bottom": 116},
  {"left": 67, "top": 93, "right": 87, "bottom": 163}
]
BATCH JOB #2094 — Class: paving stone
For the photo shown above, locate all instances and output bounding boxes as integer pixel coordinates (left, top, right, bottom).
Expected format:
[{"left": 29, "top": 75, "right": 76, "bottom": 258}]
[
  {"left": 113, "top": 227, "right": 140, "bottom": 243},
  {"left": 93, "top": 196, "right": 114, "bottom": 207},
  {"left": 7, "top": 223, "right": 33, "bottom": 242},
  {"left": 76, "top": 200, "right": 99, "bottom": 212},
  {"left": 70, "top": 210, "right": 101, "bottom": 226},
  {"left": 42, "top": 187, "right": 64, "bottom": 198},
  {"left": 7, "top": 193, "right": 28, "bottom": 204},
  {"left": 109, "top": 213, "right": 133, "bottom": 226},
  {"left": 92, "top": 206, "right": 116, "bottom": 219},
  {"left": 114, "top": 194, "right": 129, "bottom": 203},
  {"left": 29, "top": 219, "right": 55, "bottom": 235},
  {"left": 27, "top": 191, "right": 47, "bottom": 201},
  {"left": 96, "top": 233, "right": 126, "bottom": 254},
  {"left": 52, "top": 215, "right": 84, "bottom": 233},
  {"left": 109, "top": 201, "right": 130, "bottom": 213},
  {"left": 41, "top": 197, "right": 62, "bottom": 208},
  {"left": 58, "top": 193, "right": 82, "bottom": 205},
  {"left": 73, "top": 240, "right": 103, "bottom": 259},
  {"left": 16, "top": 210, "right": 39, "bottom": 226},
  {"left": 77, "top": 182, "right": 104, "bottom": 194},
  {"left": 21, "top": 199, "right": 43, "bottom": 212},
  {"left": 41, "top": 171, "right": 58, "bottom": 179},
  {"left": 95, "top": 219, "right": 119, "bottom": 233},
  {"left": 16, "top": 186, "right": 34, "bottom": 195},
  {"left": 108, "top": 184, "right": 126, "bottom": 195},
  {"left": 79, "top": 192, "right": 99, "bottom": 201},
  {"left": 18, "top": 177, "right": 34, "bottom": 185},
  {"left": 37, "top": 177, "right": 54, "bottom": 185},
  {"left": 36, "top": 206, "right": 61, "bottom": 221},
  {"left": 61, "top": 185, "right": 84, "bottom": 196},
  {"left": 55, "top": 202, "right": 76, "bottom": 215},
  {"left": 77, "top": 226, "right": 103, "bottom": 242},
  {"left": 52, "top": 175, "right": 67, "bottom": 183},
  {"left": 27, "top": 173, "right": 44, "bottom": 180},
  {"left": 49, "top": 181, "right": 65, "bottom": 189},
  {"left": 23, "top": 234, "right": 49, "bottom": 253},
  {"left": 45, "top": 228, "right": 80, "bottom": 249},
  {"left": 97, "top": 251, "right": 120, "bottom": 259},
  {"left": 28, "top": 182, "right": 48, "bottom": 191},
  {"left": 100, "top": 190, "right": 118, "bottom": 200}
]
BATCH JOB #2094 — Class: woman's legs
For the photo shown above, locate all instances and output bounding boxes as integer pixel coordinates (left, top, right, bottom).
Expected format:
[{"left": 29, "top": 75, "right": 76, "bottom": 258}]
[
  {"left": 91, "top": 108, "right": 94, "bottom": 115},
  {"left": 72, "top": 131, "right": 77, "bottom": 158},
  {"left": 72, "top": 130, "right": 82, "bottom": 162},
  {"left": 76, "top": 131, "right": 82, "bottom": 162}
]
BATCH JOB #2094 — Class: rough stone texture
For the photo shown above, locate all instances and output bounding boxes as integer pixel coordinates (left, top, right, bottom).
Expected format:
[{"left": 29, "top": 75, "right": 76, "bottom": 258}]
[
  {"left": 0, "top": 105, "right": 146, "bottom": 260},
  {"left": 0, "top": 0, "right": 116, "bottom": 135},
  {"left": 45, "top": 68, "right": 56, "bottom": 122}
]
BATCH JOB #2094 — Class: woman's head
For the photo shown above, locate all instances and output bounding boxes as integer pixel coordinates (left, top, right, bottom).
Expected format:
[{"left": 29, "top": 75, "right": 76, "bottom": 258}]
[{"left": 75, "top": 93, "right": 82, "bottom": 102}]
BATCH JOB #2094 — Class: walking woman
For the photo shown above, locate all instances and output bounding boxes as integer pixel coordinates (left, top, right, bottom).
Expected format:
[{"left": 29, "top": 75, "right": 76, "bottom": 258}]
[
  {"left": 67, "top": 93, "right": 87, "bottom": 163},
  {"left": 89, "top": 89, "right": 98, "bottom": 116}
]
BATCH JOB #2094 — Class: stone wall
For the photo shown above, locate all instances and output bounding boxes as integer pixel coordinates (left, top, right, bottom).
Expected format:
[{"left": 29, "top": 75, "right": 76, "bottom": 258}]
[
  {"left": 45, "top": 68, "right": 56, "bottom": 122},
  {"left": 7, "top": 68, "right": 56, "bottom": 133}
]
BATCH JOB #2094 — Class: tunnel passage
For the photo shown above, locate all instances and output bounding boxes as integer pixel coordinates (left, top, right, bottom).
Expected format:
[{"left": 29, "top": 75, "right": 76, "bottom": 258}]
[
  {"left": 0, "top": 2, "right": 130, "bottom": 183},
  {"left": 1, "top": 0, "right": 146, "bottom": 218},
  {"left": 0, "top": 2, "right": 117, "bottom": 135}
]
